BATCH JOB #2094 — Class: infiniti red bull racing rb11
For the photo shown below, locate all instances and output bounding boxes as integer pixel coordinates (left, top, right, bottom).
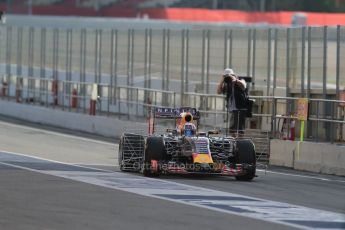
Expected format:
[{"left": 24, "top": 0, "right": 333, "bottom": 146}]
[{"left": 118, "top": 107, "right": 256, "bottom": 181}]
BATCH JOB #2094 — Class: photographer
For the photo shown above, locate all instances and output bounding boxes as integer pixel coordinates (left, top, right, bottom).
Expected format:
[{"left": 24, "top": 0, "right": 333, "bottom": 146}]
[{"left": 217, "top": 68, "right": 247, "bottom": 135}]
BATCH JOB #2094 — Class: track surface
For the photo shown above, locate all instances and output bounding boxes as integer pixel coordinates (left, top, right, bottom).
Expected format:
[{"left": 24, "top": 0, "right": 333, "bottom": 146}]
[{"left": 0, "top": 117, "right": 344, "bottom": 230}]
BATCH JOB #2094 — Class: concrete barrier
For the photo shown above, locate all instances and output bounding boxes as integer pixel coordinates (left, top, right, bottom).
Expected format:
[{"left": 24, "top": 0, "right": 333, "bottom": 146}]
[
  {"left": 270, "top": 139, "right": 345, "bottom": 176},
  {"left": 269, "top": 139, "right": 295, "bottom": 167},
  {"left": 0, "top": 100, "right": 147, "bottom": 138}
]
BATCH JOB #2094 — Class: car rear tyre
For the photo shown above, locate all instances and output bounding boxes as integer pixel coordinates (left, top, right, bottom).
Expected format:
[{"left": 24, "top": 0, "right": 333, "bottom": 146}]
[
  {"left": 143, "top": 136, "right": 165, "bottom": 177},
  {"left": 235, "top": 139, "right": 256, "bottom": 181}
]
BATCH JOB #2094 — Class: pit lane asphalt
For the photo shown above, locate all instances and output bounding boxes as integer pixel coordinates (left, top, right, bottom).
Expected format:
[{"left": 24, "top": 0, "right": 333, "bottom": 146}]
[{"left": 0, "top": 116, "right": 344, "bottom": 230}]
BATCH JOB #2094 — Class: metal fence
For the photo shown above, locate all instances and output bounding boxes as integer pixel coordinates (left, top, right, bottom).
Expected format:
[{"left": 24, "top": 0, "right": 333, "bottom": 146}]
[
  {"left": 1, "top": 75, "right": 344, "bottom": 143},
  {"left": 1, "top": 21, "right": 345, "bottom": 142}
]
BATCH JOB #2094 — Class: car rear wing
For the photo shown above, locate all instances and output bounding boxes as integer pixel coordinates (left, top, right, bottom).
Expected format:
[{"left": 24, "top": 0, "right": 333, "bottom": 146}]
[
  {"left": 148, "top": 107, "right": 200, "bottom": 135},
  {"left": 154, "top": 107, "right": 200, "bottom": 120}
]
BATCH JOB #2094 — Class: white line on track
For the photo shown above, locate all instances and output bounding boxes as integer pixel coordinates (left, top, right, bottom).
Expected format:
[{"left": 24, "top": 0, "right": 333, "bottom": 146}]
[
  {"left": 0, "top": 120, "right": 115, "bottom": 146},
  {"left": 75, "top": 163, "right": 117, "bottom": 167},
  {"left": 0, "top": 149, "right": 115, "bottom": 173},
  {"left": 257, "top": 169, "right": 345, "bottom": 183}
]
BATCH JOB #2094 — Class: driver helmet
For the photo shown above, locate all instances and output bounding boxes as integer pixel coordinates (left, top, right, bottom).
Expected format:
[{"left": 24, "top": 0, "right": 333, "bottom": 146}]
[{"left": 183, "top": 112, "right": 193, "bottom": 123}]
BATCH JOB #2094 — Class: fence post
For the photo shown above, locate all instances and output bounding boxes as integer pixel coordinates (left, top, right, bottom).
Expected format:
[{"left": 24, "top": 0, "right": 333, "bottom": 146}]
[
  {"left": 66, "top": 29, "right": 72, "bottom": 111},
  {"left": 229, "top": 29, "right": 233, "bottom": 68},
  {"left": 267, "top": 28, "right": 272, "bottom": 98},
  {"left": 144, "top": 29, "right": 148, "bottom": 90},
  {"left": 323, "top": 26, "right": 330, "bottom": 141},
  {"left": 62, "top": 80, "right": 65, "bottom": 111},
  {"left": 273, "top": 28, "right": 278, "bottom": 97},
  {"left": 206, "top": 29, "right": 210, "bottom": 94},
  {"left": 285, "top": 28, "right": 291, "bottom": 124},
  {"left": 130, "top": 29, "right": 134, "bottom": 89},
  {"left": 52, "top": 29, "right": 57, "bottom": 106},
  {"left": 126, "top": 29, "right": 130, "bottom": 100},
  {"left": 136, "top": 88, "right": 139, "bottom": 116},
  {"left": 98, "top": 29, "right": 102, "bottom": 84},
  {"left": 331, "top": 101, "right": 335, "bottom": 143},
  {"left": 82, "top": 29, "right": 86, "bottom": 113},
  {"left": 167, "top": 29, "right": 171, "bottom": 92},
  {"left": 173, "top": 91, "right": 176, "bottom": 108},
  {"left": 40, "top": 28, "right": 46, "bottom": 104},
  {"left": 247, "top": 29, "right": 252, "bottom": 78},
  {"left": 316, "top": 100, "right": 319, "bottom": 142},
  {"left": 336, "top": 26, "right": 340, "bottom": 101},
  {"left": 99, "top": 29, "right": 103, "bottom": 112},
  {"left": 185, "top": 29, "right": 189, "bottom": 93},
  {"left": 110, "top": 29, "right": 115, "bottom": 104},
  {"left": 6, "top": 26, "right": 12, "bottom": 78},
  {"left": 79, "top": 29, "right": 84, "bottom": 112},
  {"left": 94, "top": 29, "right": 99, "bottom": 85},
  {"left": 16, "top": 27, "right": 23, "bottom": 77},
  {"left": 271, "top": 97, "right": 277, "bottom": 138},
  {"left": 5, "top": 26, "right": 12, "bottom": 100},
  {"left": 336, "top": 26, "right": 341, "bottom": 142},
  {"left": 223, "top": 30, "right": 228, "bottom": 70},
  {"left": 201, "top": 29, "right": 205, "bottom": 93},
  {"left": 307, "top": 27, "right": 311, "bottom": 99},
  {"left": 252, "top": 28, "right": 256, "bottom": 88},
  {"left": 306, "top": 27, "right": 312, "bottom": 138},
  {"left": 323, "top": 26, "right": 327, "bottom": 99},
  {"left": 148, "top": 29, "right": 152, "bottom": 89},
  {"left": 180, "top": 29, "right": 185, "bottom": 106},
  {"left": 118, "top": 86, "right": 121, "bottom": 117},
  {"left": 29, "top": 27, "right": 35, "bottom": 101},
  {"left": 162, "top": 29, "right": 166, "bottom": 91},
  {"left": 286, "top": 28, "right": 290, "bottom": 98},
  {"left": 115, "top": 29, "right": 118, "bottom": 105},
  {"left": 17, "top": 27, "right": 23, "bottom": 103},
  {"left": 144, "top": 28, "right": 149, "bottom": 107},
  {"left": 301, "top": 27, "right": 306, "bottom": 97}
]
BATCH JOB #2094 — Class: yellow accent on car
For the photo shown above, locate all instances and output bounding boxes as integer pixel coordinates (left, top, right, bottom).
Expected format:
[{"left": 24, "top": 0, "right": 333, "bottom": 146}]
[{"left": 193, "top": 153, "right": 214, "bottom": 164}]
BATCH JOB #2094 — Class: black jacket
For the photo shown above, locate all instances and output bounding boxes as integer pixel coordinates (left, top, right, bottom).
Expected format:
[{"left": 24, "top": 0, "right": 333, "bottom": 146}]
[{"left": 223, "top": 82, "right": 247, "bottom": 109}]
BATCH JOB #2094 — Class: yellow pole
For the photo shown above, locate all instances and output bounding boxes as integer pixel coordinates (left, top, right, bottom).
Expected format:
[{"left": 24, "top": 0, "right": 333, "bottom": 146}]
[{"left": 300, "top": 120, "right": 305, "bottom": 142}]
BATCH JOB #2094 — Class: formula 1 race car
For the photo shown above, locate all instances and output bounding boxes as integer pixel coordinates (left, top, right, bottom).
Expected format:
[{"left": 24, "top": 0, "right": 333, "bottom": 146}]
[{"left": 118, "top": 107, "right": 256, "bottom": 181}]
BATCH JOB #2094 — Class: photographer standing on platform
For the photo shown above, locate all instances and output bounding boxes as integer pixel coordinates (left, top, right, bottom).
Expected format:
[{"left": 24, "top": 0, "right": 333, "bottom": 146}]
[{"left": 217, "top": 68, "right": 247, "bottom": 135}]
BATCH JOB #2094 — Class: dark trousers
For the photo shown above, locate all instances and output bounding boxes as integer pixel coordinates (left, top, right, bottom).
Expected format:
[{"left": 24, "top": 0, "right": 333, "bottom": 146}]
[{"left": 229, "top": 110, "right": 246, "bottom": 134}]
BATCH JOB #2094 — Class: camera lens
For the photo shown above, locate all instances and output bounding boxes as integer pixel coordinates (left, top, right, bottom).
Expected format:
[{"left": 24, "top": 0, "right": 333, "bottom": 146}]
[{"left": 223, "top": 75, "right": 231, "bottom": 83}]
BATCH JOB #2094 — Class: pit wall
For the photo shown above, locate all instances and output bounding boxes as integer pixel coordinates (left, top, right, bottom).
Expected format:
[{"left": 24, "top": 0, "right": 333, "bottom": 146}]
[
  {"left": 0, "top": 100, "right": 148, "bottom": 139},
  {"left": 270, "top": 139, "right": 345, "bottom": 176},
  {"left": 1, "top": 100, "right": 344, "bottom": 177}
]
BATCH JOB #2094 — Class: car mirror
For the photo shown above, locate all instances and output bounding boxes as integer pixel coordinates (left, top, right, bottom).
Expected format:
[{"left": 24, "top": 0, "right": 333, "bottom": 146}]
[
  {"left": 197, "top": 132, "right": 207, "bottom": 137},
  {"left": 166, "top": 128, "right": 177, "bottom": 135},
  {"left": 208, "top": 130, "right": 220, "bottom": 135}
]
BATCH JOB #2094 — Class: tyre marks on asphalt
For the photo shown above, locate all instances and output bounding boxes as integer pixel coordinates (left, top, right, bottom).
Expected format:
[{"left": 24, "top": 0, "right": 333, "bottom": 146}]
[{"left": 0, "top": 151, "right": 344, "bottom": 230}]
